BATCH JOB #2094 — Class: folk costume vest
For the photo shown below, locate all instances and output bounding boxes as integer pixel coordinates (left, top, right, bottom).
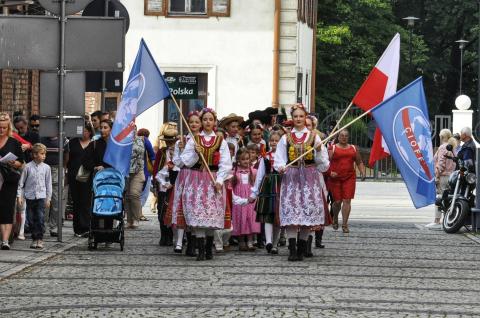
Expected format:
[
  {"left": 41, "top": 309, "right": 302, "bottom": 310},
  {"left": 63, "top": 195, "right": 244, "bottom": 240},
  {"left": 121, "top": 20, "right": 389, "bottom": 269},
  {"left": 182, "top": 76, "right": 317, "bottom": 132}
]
[
  {"left": 286, "top": 131, "right": 316, "bottom": 167},
  {"left": 191, "top": 135, "right": 223, "bottom": 172}
]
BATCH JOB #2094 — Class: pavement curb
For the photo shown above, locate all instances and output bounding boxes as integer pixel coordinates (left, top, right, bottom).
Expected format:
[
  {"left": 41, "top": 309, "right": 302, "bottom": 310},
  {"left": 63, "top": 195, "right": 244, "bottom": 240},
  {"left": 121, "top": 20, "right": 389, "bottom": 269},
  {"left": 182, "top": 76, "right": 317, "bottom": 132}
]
[
  {"left": 0, "top": 238, "right": 84, "bottom": 281},
  {"left": 464, "top": 232, "right": 480, "bottom": 245}
]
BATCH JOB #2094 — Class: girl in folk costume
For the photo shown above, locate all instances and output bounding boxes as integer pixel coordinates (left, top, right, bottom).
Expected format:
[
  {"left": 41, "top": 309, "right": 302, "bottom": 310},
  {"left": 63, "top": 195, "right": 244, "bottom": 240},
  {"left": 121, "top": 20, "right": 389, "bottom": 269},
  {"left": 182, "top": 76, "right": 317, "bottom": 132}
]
[
  {"left": 328, "top": 129, "right": 365, "bottom": 234},
  {"left": 170, "top": 112, "right": 201, "bottom": 256},
  {"left": 246, "top": 143, "right": 260, "bottom": 169},
  {"left": 250, "top": 131, "right": 282, "bottom": 254},
  {"left": 180, "top": 108, "right": 232, "bottom": 261},
  {"left": 231, "top": 148, "right": 260, "bottom": 251},
  {"left": 274, "top": 104, "right": 330, "bottom": 261},
  {"left": 247, "top": 123, "right": 267, "bottom": 159},
  {"left": 306, "top": 114, "right": 331, "bottom": 253},
  {"left": 153, "top": 123, "right": 179, "bottom": 246}
]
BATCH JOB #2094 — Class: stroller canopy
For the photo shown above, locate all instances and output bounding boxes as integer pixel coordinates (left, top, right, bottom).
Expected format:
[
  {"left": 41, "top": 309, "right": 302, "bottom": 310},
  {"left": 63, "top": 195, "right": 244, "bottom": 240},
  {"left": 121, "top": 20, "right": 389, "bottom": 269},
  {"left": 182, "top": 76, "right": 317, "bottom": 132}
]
[{"left": 92, "top": 168, "right": 125, "bottom": 216}]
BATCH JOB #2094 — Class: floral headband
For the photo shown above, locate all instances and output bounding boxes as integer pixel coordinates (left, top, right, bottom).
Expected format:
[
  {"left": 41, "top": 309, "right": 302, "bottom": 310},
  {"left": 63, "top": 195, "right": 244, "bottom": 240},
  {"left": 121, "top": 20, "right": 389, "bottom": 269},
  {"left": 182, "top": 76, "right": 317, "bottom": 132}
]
[
  {"left": 187, "top": 110, "right": 200, "bottom": 119},
  {"left": 0, "top": 112, "right": 11, "bottom": 121},
  {"left": 290, "top": 103, "right": 307, "bottom": 116},
  {"left": 200, "top": 107, "right": 217, "bottom": 119}
]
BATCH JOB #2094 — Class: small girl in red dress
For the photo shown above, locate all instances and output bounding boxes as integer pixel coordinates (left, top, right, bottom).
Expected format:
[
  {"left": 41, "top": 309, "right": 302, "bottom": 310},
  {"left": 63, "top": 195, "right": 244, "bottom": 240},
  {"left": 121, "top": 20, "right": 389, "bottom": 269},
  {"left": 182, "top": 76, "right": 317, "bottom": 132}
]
[{"left": 328, "top": 129, "right": 366, "bottom": 233}]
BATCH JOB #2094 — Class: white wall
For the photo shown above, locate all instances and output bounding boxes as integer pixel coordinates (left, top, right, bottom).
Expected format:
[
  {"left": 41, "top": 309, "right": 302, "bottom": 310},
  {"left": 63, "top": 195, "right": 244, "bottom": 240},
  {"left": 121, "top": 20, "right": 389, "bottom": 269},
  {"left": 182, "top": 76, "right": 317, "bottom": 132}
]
[{"left": 120, "top": 0, "right": 275, "bottom": 138}]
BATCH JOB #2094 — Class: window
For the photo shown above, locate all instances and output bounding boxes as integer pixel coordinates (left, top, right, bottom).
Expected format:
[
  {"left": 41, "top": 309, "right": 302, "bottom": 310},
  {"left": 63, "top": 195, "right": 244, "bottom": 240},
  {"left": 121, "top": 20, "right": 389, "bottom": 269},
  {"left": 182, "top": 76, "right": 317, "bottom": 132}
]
[
  {"left": 296, "top": 72, "right": 303, "bottom": 103},
  {"left": 209, "top": 0, "right": 230, "bottom": 17},
  {"left": 163, "top": 73, "right": 208, "bottom": 134},
  {"left": 144, "top": 0, "right": 165, "bottom": 16},
  {"left": 144, "top": 0, "right": 230, "bottom": 17},
  {"left": 169, "top": 0, "right": 206, "bottom": 15}
]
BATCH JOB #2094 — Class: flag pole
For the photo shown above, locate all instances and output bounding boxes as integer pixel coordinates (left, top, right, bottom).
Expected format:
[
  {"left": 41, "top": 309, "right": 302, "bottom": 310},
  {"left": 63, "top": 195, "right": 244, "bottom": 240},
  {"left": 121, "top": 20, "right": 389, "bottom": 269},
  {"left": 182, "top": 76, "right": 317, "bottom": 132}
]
[
  {"left": 285, "top": 109, "right": 372, "bottom": 168},
  {"left": 170, "top": 94, "right": 216, "bottom": 185},
  {"left": 329, "top": 101, "right": 353, "bottom": 136}
]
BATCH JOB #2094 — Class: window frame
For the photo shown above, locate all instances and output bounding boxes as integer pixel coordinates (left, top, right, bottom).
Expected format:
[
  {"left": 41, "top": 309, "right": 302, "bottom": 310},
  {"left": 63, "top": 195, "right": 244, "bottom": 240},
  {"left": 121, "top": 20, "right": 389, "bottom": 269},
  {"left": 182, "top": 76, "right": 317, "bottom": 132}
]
[
  {"left": 144, "top": 0, "right": 167, "bottom": 16},
  {"left": 208, "top": 0, "right": 231, "bottom": 17},
  {"left": 144, "top": 0, "right": 231, "bottom": 18}
]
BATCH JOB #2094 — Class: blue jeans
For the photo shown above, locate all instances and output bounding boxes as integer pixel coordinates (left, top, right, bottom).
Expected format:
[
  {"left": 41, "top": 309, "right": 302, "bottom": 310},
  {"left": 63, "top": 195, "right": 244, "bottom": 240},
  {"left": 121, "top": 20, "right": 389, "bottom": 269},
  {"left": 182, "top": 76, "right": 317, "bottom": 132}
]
[{"left": 26, "top": 199, "right": 46, "bottom": 240}]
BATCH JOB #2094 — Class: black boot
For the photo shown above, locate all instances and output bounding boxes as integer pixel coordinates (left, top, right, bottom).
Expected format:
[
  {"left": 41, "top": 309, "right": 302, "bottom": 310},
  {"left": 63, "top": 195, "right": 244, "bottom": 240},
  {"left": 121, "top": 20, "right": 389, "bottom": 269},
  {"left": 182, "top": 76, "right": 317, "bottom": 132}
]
[
  {"left": 205, "top": 236, "right": 214, "bottom": 260},
  {"left": 196, "top": 237, "right": 205, "bottom": 261},
  {"left": 166, "top": 228, "right": 174, "bottom": 246},
  {"left": 296, "top": 239, "right": 306, "bottom": 261},
  {"left": 185, "top": 232, "right": 196, "bottom": 257},
  {"left": 305, "top": 236, "right": 314, "bottom": 258},
  {"left": 315, "top": 230, "right": 325, "bottom": 248},
  {"left": 288, "top": 238, "right": 298, "bottom": 261},
  {"left": 159, "top": 224, "right": 167, "bottom": 246}
]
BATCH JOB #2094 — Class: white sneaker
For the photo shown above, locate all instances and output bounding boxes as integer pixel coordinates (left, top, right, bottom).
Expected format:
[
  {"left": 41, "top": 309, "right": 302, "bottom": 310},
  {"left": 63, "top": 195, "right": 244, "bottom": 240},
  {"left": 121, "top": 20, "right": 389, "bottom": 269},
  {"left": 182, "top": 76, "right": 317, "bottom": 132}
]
[
  {"left": 426, "top": 223, "right": 442, "bottom": 230},
  {"left": 17, "top": 234, "right": 25, "bottom": 240}
]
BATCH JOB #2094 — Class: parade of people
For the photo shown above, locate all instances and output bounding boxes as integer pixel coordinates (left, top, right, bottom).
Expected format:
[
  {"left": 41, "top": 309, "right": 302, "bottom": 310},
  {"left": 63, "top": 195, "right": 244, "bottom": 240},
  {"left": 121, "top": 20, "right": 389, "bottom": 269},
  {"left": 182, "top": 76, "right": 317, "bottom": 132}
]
[{"left": 2, "top": 1, "right": 480, "bottom": 316}]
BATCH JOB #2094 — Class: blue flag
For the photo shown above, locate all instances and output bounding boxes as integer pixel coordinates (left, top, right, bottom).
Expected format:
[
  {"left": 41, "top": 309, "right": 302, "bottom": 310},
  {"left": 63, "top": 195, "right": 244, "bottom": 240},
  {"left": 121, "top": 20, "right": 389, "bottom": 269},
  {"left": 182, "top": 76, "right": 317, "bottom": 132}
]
[
  {"left": 104, "top": 39, "right": 171, "bottom": 175},
  {"left": 371, "top": 77, "right": 436, "bottom": 208}
]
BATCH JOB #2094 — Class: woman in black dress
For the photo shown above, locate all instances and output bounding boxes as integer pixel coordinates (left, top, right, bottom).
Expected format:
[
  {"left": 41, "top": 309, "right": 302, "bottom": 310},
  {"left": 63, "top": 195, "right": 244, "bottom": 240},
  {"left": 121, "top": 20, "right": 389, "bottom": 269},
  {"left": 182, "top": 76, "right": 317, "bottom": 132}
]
[
  {"left": 0, "top": 113, "right": 25, "bottom": 250},
  {"left": 66, "top": 122, "right": 94, "bottom": 236},
  {"left": 82, "top": 119, "right": 113, "bottom": 233}
]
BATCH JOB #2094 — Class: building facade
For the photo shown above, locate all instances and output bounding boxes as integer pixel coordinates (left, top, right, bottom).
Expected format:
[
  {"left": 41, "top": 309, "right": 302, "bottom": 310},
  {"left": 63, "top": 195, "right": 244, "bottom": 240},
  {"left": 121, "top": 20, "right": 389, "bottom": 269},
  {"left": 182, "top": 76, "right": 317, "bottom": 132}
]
[{"left": 122, "top": 0, "right": 317, "bottom": 136}]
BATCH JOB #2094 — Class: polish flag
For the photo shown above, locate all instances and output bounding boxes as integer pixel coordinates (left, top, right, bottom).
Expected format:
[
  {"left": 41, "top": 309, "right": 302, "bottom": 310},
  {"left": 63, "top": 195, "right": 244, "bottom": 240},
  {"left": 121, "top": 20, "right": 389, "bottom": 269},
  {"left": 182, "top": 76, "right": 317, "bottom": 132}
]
[{"left": 351, "top": 33, "right": 400, "bottom": 167}]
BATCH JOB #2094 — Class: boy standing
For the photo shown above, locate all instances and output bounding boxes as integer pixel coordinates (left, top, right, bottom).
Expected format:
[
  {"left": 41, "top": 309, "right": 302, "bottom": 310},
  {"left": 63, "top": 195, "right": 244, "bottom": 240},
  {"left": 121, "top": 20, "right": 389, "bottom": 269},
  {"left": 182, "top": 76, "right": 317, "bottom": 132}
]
[{"left": 17, "top": 143, "right": 52, "bottom": 249}]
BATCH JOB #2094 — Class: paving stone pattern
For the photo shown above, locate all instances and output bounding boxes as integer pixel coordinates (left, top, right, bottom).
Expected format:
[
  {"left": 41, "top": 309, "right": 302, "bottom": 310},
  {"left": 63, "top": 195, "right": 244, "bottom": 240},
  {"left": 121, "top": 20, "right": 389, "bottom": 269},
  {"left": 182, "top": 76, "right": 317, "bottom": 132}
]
[{"left": 0, "top": 219, "right": 479, "bottom": 318}]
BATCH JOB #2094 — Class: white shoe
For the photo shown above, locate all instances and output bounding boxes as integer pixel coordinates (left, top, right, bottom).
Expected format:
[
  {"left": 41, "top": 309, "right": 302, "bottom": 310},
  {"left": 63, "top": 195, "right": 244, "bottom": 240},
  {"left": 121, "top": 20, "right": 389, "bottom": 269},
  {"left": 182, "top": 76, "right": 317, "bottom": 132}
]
[
  {"left": 17, "top": 234, "right": 25, "bottom": 240},
  {"left": 425, "top": 223, "right": 442, "bottom": 230}
]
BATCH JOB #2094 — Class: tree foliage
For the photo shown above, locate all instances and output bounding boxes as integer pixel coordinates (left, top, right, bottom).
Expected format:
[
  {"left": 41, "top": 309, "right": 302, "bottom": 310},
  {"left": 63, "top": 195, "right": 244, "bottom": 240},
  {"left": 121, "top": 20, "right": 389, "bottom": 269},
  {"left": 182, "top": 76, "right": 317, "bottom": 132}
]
[{"left": 316, "top": 0, "right": 478, "bottom": 120}]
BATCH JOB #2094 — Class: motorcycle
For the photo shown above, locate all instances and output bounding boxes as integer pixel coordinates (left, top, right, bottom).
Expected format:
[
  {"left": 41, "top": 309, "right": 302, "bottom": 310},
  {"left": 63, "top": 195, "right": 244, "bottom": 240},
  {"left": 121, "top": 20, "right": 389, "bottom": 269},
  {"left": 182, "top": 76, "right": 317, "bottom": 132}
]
[{"left": 435, "top": 145, "right": 476, "bottom": 233}]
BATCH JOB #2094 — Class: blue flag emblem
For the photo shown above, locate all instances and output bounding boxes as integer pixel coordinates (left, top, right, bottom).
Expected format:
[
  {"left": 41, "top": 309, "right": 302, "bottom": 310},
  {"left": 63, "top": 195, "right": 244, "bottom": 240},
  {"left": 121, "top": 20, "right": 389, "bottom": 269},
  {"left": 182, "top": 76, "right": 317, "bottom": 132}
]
[
  {"left": 104, "top": 39, "right": 171, "bottom": 175},
  {"left": 372, "top": 78, "right": 436, "bottom": 208}
]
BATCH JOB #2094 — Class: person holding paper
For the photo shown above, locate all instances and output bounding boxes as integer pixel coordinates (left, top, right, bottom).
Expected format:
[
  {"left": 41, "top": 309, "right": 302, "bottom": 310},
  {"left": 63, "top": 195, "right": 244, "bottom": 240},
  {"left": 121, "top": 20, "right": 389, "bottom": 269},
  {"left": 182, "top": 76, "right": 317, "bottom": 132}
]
[{"left": 0, "top": 112, "right": 25, "bottom": 250}]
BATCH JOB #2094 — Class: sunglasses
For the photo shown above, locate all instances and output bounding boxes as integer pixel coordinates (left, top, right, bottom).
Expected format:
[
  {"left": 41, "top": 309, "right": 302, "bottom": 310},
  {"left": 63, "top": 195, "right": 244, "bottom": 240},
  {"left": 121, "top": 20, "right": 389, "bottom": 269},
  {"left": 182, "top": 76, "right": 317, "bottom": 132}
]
[{"left": 31, "top": 124, "right": 40, "bottom": 128}]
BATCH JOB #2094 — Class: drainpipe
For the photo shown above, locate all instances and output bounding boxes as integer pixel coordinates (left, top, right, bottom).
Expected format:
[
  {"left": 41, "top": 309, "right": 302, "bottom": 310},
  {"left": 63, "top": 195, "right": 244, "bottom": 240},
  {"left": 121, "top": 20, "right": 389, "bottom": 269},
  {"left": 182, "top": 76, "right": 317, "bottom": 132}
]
[
  {"left": 310, "top": 0, "right": 318, "bottom": 113},
  {"left": 272, "top": 0, "right": 281, "bottom": 109}
]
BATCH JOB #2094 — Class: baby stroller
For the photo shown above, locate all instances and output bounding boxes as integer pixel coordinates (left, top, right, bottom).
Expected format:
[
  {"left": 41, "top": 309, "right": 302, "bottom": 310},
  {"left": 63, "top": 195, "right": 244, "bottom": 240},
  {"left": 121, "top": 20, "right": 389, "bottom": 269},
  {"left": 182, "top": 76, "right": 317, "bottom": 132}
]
[{"left": 88, "top": 168, "right": 125, "bottom": 251}]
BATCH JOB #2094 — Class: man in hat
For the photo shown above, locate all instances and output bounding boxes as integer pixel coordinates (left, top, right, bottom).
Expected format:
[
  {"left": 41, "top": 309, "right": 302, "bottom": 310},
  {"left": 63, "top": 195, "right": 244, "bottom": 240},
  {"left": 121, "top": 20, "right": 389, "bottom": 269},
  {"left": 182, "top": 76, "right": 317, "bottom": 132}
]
[
  {"left": 153, "top": 122, "right": 179, "bottom": 246},
  {"left": 219, "top": 113, "right": 244, "bottom": 156}
]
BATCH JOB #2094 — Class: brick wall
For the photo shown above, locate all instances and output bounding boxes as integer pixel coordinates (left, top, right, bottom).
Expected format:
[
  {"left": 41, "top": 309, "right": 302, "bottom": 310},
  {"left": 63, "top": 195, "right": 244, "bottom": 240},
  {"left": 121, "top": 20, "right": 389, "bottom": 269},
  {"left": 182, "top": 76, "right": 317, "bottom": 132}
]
[{"left": 0, "top": 69, "right": 40, "bottom": 118}]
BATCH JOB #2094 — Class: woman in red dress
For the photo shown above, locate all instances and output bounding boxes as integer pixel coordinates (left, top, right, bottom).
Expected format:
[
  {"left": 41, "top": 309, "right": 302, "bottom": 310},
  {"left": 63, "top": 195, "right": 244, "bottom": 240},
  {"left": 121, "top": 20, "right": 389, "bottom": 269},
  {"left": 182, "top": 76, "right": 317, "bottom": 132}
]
[{"left": 328, "top": 129, "right": 365, "bottom": 233}]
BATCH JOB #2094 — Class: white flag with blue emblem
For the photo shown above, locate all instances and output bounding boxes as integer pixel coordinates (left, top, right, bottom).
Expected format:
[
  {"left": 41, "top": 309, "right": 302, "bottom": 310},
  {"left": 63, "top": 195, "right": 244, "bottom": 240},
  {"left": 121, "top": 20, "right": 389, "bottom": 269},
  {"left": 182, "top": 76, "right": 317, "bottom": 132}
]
[{"left": 104, "top": 39, "right": 171, "bottom": 175}]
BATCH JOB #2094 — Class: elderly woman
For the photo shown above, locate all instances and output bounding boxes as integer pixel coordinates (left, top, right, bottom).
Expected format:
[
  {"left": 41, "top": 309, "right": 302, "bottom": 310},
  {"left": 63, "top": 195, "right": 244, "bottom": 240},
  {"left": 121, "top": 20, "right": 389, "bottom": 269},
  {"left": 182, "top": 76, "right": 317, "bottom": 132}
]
[
  {"left": 0, "top": 113, "right": 25, "bottom": 250},
  {"left": 428, "top": 129, "right": 456, "bottom": 229}
]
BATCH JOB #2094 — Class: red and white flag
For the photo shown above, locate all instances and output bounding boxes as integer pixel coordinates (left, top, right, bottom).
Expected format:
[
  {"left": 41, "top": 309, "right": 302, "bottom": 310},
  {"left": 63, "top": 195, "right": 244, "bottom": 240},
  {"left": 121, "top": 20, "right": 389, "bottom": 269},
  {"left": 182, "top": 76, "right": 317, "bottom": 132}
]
[{"left": 351, "top": 33, "right": 400, "bottom": 167}]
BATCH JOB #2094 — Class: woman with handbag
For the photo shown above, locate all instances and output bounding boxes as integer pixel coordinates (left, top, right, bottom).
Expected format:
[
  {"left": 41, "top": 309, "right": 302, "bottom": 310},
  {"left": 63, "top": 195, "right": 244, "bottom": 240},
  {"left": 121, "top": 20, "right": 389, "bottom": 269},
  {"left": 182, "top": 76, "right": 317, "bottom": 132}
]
[
  {"left": 66, "top": 122, "right": 94, "bottom": 237},
  {"left": 0, "top": 113, "right": 25, "bottom": 250}
]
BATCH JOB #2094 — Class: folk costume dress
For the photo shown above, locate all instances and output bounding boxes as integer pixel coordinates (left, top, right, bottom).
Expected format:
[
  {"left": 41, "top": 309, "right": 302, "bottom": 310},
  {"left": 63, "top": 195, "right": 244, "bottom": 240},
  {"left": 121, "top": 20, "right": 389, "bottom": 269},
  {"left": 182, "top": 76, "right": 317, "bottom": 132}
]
[
  {"left": 168, "top": 134, "right": 193, "bottom": 229},
  {"left": 231, "top": 168, "right": 260, "bottom": 236},
  {"left": 251, "top": 151, "right": 282, "bottom": 225},
  {"left": 274, "top": 127, "right": 329, "bottom": 227},
  {"left": 180, "top": 131, "right": 232, "bottom": 229}
]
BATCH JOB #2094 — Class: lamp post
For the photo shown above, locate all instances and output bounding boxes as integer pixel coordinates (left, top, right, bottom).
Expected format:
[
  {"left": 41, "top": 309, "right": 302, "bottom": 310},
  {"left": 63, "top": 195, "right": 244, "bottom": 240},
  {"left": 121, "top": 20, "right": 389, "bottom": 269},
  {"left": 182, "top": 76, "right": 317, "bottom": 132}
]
[
  {"left": 456, "top": 39, "right": 469, "bottom": 95},
  {"left": 403, "top": 16, "right": 419, "bottom": 74}
]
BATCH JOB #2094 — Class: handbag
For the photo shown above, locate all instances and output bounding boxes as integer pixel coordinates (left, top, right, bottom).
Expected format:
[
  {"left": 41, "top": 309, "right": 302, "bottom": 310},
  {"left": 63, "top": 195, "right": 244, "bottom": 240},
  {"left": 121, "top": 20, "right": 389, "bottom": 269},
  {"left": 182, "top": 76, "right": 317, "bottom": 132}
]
[
  {"left": 0, "top": 162, "right": 21, "bottom": 184},
  {"left": 75, "top": 165, "right": 90, "bottom": 183},
  {"left": 76, "top": 140, "right": 95, "bottom": 183}
]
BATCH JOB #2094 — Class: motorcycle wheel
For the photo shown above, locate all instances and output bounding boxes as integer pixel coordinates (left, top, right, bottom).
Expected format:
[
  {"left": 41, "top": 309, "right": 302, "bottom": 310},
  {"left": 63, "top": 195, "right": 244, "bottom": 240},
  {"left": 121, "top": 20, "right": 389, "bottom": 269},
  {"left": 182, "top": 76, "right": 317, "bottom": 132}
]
[{"left": 443, "top": 200, "right": 469, "bottom": 233}]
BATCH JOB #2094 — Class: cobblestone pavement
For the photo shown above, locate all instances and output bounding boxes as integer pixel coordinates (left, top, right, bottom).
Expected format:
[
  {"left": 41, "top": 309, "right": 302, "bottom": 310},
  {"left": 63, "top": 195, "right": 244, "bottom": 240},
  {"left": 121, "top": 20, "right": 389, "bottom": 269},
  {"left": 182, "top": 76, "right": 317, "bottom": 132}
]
[
  {"left": 1, "top": 220, "right": 479, "bottom": 317},
  {"left": 0, "top": 182, "right": 479, "bottom": 317}
]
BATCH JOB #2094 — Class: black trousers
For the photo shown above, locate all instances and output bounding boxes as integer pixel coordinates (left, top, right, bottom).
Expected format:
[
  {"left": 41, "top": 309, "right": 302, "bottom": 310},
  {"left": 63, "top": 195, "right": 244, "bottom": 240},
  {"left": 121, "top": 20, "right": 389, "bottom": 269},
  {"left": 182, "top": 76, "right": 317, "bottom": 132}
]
[{"left": 70, "top": 176, "right": 91, "bottom": 234}]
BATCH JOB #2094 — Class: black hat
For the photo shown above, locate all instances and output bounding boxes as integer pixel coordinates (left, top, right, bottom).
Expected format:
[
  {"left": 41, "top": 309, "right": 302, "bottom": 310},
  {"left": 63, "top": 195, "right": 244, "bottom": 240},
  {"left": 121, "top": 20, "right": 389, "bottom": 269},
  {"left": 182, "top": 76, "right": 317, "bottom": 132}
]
[{"left": 248, "top": 110, "right": 270, "bottom": 125}]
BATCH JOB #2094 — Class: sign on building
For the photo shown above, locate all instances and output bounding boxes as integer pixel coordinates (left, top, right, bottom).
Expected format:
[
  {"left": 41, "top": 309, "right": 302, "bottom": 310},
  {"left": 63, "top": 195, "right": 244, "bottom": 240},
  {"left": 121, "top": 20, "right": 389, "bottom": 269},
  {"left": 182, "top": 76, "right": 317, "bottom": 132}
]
[{"left": 165, "top": 73, "right": 198, "bottom": 99}]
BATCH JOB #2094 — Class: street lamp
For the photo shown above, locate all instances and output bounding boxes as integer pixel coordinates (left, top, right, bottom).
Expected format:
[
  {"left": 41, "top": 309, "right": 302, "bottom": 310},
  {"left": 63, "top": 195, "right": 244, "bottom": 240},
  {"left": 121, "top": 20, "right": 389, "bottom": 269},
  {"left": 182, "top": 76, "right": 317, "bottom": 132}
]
[
  {"left": 456, "top": 39, "right": 469, "bottom": 94},
  {"left": 403, "top": 16, "right": 419, "bottom": 72}
]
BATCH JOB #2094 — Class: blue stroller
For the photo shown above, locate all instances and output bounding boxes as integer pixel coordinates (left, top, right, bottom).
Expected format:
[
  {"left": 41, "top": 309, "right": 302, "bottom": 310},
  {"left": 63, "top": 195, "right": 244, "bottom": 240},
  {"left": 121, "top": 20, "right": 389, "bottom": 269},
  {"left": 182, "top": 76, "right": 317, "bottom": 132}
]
[{"left": 88, "top": 168, "right": 125, "bottom": 251}]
